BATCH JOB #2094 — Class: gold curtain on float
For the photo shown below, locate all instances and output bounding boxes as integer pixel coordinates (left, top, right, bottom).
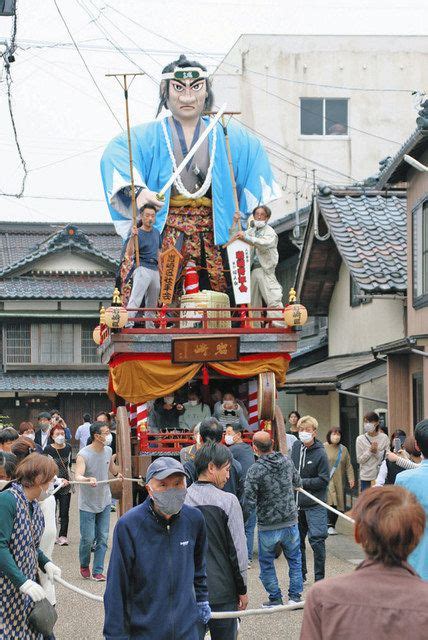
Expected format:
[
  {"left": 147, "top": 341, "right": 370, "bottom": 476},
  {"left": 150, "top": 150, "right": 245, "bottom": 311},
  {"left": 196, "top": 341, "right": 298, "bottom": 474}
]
[{"left": 108, "top": 353, "right": 290, "bottom": 405}]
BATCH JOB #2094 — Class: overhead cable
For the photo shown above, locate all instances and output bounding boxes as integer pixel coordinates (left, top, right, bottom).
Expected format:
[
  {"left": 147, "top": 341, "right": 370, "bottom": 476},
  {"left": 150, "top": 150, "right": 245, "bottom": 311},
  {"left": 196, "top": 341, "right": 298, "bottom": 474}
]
[{"left": 52, "top": 0, "right": 123, "bottom": 130}]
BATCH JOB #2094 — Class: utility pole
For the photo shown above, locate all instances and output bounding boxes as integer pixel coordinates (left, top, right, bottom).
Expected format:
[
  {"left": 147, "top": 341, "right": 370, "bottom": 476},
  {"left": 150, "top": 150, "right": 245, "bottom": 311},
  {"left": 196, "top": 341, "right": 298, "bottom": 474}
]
[{"left": 106, "top": 72, "right": 145, "bottom": 266}]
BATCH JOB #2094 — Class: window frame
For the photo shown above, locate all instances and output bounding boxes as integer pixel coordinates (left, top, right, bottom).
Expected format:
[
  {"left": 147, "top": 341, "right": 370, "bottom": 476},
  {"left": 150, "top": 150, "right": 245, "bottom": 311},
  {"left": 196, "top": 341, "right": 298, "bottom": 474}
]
[
  {"left": 412, "top": 194, "right": 428, "bottom": 309},
  {"left": 299, "top": 97, "right": 350, "bottom": 139}
]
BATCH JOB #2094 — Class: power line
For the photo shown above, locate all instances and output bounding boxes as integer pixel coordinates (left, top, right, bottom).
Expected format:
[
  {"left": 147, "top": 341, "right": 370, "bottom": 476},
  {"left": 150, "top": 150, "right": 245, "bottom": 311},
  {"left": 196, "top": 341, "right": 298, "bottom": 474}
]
[
  {"left": 100, "top": 7, "right": 398, "bottom": 171},
  {"left": 28, "top": 143, "right": 104, "bottom": 172},
  {"left": 52, "top": 0, "right": 123, "bottom": 131},
  {"left": 85, "top": 0, "right": 162, "bottom": 68},
  {"left": 1, "top": 1, "right": 29, "bottom": 198},
  {"left": 75, "top": 0, "right": 159, "bottom": 86}
]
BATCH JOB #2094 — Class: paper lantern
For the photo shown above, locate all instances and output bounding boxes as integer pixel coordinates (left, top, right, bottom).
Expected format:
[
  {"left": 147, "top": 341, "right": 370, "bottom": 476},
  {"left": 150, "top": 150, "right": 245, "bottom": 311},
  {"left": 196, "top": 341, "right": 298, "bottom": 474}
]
[
  {"left": 104, "top": 305, "right": 128, "bottom": 329},
  {"left": 93, "top": 325, "right": 101, "bottom": 345},
  {"left": 284, "top": 303, "right": 308, "bottom": 327}
]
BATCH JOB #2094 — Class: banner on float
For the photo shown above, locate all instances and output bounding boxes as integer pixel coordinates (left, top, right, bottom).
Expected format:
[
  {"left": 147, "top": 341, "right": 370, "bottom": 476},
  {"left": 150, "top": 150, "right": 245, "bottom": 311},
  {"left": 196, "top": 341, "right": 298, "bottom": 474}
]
[{"left": 226, "top": 239, "right": 251, "bottom": 305}]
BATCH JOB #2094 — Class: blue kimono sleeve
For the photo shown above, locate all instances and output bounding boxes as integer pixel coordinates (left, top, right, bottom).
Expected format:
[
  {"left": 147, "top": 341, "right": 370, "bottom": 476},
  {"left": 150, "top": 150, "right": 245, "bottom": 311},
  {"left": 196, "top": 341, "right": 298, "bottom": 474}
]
[
  {"left": 100, "top": 129, "right": 149, "bottom": 240},
  {"left": 229, "top": 123, "right": 281, "bottom": 221}
]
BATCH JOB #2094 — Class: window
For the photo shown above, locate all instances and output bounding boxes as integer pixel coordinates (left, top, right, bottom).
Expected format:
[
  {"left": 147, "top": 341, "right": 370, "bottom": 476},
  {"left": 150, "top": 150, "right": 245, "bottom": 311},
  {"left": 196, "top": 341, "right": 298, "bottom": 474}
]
[
  {"left": 300, "top": 98, "right": 348, "bottom": 136},
  {"left": 5, "top": 324, "right": 31, "bottom": 363},
  {"left": 39, "top": 324, "right": 74, "bottom": 364},
  {"left": 81, "top": 326, "right": 100, "bottom": 363},
  {"left": 413, "top": 199, "right": 428, "bottom": 308}
]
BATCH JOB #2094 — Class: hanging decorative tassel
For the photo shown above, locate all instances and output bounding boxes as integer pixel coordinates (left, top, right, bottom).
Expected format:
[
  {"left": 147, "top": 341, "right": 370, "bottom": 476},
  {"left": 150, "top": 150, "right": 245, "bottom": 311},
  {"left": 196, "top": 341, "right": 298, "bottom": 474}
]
[{"left": 202, "top": 364, "right": 209, "bottom": 386}]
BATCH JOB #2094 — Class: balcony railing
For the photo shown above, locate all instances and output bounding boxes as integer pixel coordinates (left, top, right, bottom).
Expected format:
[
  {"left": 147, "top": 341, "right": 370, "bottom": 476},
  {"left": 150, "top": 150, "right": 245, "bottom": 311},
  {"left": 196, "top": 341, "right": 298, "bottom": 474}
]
[{"left": 115, "top": 306, "right": 297, "bottom": 335}]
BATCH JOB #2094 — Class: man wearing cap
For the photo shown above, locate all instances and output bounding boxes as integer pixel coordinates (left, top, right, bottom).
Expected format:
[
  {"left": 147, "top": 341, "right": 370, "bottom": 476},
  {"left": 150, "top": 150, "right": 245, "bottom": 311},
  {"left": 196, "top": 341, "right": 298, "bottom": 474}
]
[
  {"left": 101, "top": 54, "right": 280, "bottom": 296},
  {"left": 104, "top": 457, "right": 210, "bottom": 640}
]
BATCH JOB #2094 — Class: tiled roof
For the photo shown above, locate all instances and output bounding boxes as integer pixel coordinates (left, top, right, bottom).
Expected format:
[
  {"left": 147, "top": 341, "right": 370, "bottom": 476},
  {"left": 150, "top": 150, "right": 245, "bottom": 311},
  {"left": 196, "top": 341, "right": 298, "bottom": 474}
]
[
  {"left": 0, "top": 371, "right": 107, "bottom": 393},
  {"left": 0, "top": 222, "right": 122, "bottom": 272},
  {"left": 317, "top": 190, "right": 407, "bottom": 293},
  {"left": 286, "top": 352, "right": 377, "bottom": 385},
  {"left": 0, "top": 274, "right": 115, "bottom": 299},
  {"left": 0, "top": 224, "right": 120, "bottom": 278}
]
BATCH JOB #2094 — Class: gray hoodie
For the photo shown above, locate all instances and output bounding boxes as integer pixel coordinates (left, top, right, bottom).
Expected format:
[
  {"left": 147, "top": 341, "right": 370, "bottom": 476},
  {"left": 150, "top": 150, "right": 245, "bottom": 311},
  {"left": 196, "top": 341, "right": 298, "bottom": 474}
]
[{"left": 244, "top": 452, "right": 302, "bottom": 530}]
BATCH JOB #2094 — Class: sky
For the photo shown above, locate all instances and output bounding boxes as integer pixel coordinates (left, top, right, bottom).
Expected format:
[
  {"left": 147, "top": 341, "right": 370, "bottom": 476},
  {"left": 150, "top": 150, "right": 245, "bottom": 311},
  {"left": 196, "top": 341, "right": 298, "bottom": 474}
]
[{"left": 0, "top": 0, "right": 427, "bottom": 226}]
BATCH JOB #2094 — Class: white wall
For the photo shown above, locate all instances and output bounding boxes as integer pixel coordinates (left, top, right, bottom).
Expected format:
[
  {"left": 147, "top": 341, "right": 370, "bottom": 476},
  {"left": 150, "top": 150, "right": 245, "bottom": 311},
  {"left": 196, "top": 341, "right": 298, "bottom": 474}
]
[
  {"left": 216, "top": 34, "right": 428, "bottom": 220},
  {"left": 295, "top": 391, "right": 339, "bottom": 441},
  {"left": 328, "top": 263, "right": 404, "bottom": 357},
  {"left": 34, "top": 252, "right": 107, "bottom": 273}
]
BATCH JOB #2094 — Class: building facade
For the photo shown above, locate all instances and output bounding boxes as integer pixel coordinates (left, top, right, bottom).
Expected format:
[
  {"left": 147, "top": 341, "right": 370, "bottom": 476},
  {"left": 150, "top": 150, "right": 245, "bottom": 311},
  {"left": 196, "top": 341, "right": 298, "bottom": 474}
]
[
  {"left": 374, "top": 103, "right": 428, "bottom": 429},
  {"left": 215, "top": 34, "right": 428, "bottom": 219},
  {"left": 290, "top": 187, "right": 407, "bottom": 471},
  {"left": 0, "top": 222, "right": 121, "bottom": 434}
]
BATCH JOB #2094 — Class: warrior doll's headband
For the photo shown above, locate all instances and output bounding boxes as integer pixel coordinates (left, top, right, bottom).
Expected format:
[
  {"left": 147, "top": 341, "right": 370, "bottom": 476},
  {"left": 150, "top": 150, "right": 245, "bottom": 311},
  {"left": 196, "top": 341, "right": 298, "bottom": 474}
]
[{"left": 161, "top": 67, "right": 209, "bottom": 81}]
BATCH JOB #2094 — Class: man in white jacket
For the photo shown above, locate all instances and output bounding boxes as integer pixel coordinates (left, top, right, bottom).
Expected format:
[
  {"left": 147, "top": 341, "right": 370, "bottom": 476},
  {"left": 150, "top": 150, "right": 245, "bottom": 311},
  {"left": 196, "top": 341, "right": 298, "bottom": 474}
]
[{"left": 235, "top": 205, "right": 283, "bottom": 326}]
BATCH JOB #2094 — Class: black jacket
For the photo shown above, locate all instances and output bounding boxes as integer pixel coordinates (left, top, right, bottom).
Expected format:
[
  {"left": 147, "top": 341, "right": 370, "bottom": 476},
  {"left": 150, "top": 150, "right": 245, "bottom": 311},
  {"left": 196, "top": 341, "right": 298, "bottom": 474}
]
[{"left": 291, "top": 439, "right": 330, "bottom": 509}]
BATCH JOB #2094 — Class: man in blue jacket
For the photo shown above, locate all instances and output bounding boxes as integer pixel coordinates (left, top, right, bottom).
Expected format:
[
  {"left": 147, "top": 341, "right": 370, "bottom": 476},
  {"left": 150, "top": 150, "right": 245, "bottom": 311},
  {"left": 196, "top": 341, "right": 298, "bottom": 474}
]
[{"left": 103, "top": 457, "right": 210, "bottom": 640}]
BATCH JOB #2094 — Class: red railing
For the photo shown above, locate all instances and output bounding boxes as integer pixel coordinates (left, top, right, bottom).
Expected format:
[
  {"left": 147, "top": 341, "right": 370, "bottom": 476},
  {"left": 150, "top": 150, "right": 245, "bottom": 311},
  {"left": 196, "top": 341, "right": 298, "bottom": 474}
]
[
  {"left": 119, "top": 306, "right": 295, "bottom": 335},
  {"left": 136, "top": 428, "right": 268, "bottom": 454}
]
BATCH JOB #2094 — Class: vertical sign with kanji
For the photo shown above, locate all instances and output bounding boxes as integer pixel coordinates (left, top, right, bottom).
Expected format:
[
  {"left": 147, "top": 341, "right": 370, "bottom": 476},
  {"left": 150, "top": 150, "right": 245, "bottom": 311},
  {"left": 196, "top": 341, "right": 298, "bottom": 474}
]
[{"left": 226, "top": 239, "right": 251, "bottom": 304}]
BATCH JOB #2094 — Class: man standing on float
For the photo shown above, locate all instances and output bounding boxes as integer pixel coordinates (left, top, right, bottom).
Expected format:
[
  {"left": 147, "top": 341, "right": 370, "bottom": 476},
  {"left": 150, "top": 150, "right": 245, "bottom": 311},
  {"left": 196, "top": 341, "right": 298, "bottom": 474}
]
[{"left": 101, "top": 55, "right": 281, "bottom": 293}]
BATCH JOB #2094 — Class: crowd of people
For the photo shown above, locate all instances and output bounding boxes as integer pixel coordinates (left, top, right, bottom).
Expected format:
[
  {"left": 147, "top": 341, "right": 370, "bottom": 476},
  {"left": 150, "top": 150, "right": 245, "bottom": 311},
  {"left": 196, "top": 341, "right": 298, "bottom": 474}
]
[{"left": 1, "top": 400, "right": 428, "bottom": 639}]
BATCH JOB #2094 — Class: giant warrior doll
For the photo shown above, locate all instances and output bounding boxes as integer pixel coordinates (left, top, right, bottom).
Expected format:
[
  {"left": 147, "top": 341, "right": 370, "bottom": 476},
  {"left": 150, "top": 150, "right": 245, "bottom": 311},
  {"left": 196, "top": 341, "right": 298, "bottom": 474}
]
[{"left": 101, "top": 55, "right": 281, "bottom": 294}]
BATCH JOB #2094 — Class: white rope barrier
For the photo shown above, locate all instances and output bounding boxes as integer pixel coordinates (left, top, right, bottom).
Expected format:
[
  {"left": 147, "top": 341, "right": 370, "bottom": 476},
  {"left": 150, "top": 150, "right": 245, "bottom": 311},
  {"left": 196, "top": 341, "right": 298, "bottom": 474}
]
[
  {"left": 297, "top": 487, "right": 355, "bottom": 524},
  {"left": 69, "top": 477, "right": 144, "bottom": 486},
  {"left": 210, "top": 602, "right": 305, "bottom": 618},
  {"left": 68, "top": 479, "right": 355, "bottom": 522},
  {"left": 54, "top": 576, "right": 103, "bottom": 602},
  {"left": 51, "top": 486, "right": 353, "bottom": 619},
  {"left": 53, "top": 576, "right": 304, "bottom": 617}
]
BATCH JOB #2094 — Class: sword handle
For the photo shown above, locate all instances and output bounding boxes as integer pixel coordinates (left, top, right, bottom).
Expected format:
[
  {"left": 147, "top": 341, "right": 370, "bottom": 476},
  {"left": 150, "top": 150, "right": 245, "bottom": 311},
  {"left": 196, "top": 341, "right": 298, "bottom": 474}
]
[{"left": 156, "top": 193, "right": 165, "bottom": 202}]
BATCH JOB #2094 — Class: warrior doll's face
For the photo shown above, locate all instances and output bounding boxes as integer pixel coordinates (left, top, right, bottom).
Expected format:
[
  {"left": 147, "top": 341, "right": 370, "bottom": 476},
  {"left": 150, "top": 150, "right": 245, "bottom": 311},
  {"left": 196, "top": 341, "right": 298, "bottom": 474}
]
[{"left": 166, "top": 78, "right": 208, "bottom": 122}]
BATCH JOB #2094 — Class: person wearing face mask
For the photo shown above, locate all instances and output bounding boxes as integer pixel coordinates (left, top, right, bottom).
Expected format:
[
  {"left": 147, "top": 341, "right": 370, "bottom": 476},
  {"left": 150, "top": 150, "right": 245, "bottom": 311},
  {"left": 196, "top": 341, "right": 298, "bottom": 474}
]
[
  {"left": 324, "top": 428, "right": 355, "bottom": 535},
  {"left": 184, "top": 418, "right": 245, "bottom": 508},
  {"left": 291, "top": 416, "right": 330, "bottom": 584},
  {"left": 104, "top": 457, "right": 209, "bottom": 640},
  {"left": 233, "top": 204, "right": 284, "bottom": 328},
  {"left": 355, "top": 411, "right": 389, "bottom": 491},
  {"left": 75, "top": 421, "right": 121, "bottom": 581},
  {"left": 213, "top": 391, "right": 249, "bottom": 431},
  {"left": 0, "top": 453, "right": 61, "bottom": 640},
  {"left": 44, "top": 425, "right": 72, "bottom": 546},
  {"left": 185, "top": 442, "right": 248, "bottom": 640},
  {"left": 149, "top": 394, "right": 185, "bottom": 432},
  {"left": 179, "top": 388, "right": 211, "bottom": 431},
  {"left": 18, "top": 421, "right": 44, "bottom": 454},
  {"left": 35, "top": 412, "right": 53, "bottom": 451}
]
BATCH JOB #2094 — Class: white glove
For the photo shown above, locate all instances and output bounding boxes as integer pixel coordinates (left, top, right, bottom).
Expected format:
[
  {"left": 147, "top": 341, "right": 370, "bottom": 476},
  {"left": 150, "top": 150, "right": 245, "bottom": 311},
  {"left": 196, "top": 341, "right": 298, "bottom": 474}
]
[
  {"left": 19, "top": 579, "right": 46, "bottom": 602},
  {"left": 44, "top": 561, "right": 61, "bottom": 582}
]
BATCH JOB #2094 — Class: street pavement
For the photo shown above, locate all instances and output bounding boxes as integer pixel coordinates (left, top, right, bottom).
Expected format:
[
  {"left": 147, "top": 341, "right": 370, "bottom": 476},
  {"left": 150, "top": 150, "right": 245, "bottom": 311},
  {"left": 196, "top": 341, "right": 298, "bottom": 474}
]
[{"left": 52, "top": 496, "right": 364, "bottom": 639}]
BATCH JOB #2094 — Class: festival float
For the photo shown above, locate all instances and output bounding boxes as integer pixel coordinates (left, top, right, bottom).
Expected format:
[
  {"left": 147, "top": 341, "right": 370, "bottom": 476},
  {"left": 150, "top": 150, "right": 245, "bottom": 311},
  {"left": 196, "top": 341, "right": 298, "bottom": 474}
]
[{"left": 96, "top": 56, "right": 307, "bottom": 511}]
